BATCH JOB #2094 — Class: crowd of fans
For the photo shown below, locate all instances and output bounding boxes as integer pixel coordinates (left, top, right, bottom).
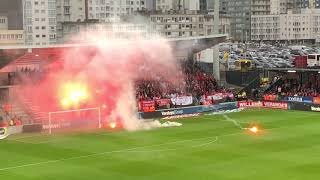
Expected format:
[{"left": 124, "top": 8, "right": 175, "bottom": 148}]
[
  {"left": 135, "top": 60, "right": 228, "bottom": 102},
  {"left": 266, "top": 74, "right": 320, "bottom": 97},
  {"left": 0, "top": 104, "right": 23, "bottom": 127}
]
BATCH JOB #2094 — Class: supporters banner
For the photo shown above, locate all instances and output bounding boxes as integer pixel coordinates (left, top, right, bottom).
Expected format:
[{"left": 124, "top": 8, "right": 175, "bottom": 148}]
[
  {"left": 284, "top": 96, "right": 313, "bottom": 103},
  {"left": 206, "top": 93, "right": 234, "bottom": 101},
  {"left": 139, "top": 100, "right": 156, "bottom": 112},
  {"left": 0, "top": 127, "right": 9, "bottom": 140},
  {"left": 155, "top": 99, "right": 171, "bottom": 107},
  {"left": 237, "top": 101, "right": 288, "bottom": 110},
  {"left": 264, "top": 94, "right": 277, "bottom": 101},
  {"left": 171, "top": 96, "right": 193, "bottom": 106}
]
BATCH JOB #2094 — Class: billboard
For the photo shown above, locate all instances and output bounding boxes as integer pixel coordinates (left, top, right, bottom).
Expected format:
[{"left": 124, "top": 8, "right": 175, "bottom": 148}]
[
  {"left": 0, "top": 127, "right": 9, "bottom": 139},
  {"left": 238, "top": 101, "right": 288, "bottom": 110}
]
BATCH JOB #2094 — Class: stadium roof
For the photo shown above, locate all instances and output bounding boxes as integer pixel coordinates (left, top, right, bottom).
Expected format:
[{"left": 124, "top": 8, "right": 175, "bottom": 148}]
[
  {"left": 0, "top": 34, "right": 227, "bottom": 50},
  {"left": 0, "top": 34, "right": 227, "bottom": 73},
  {"left": 266, "top": 68, "right": 320, "bottom": 72}
]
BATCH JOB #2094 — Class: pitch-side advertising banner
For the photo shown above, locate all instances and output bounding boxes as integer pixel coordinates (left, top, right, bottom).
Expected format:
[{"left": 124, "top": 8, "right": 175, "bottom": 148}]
[
  {"left": 0, "top": 127, "right": 9, "bottom": 140},
  {"left": 237, "top": 101, "right": 288, "bottom": 110},
  {"left": 284, "top": 96, "right": 313, "bottom": 103}
]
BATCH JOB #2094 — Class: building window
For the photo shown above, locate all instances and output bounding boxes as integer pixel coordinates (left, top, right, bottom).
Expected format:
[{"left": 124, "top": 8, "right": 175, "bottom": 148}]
[{"left": 64, "top": 7, "right": 70, "bottom": 14}]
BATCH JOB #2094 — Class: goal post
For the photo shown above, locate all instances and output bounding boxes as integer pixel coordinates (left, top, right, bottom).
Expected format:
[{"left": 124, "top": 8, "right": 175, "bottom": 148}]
[{"left": 47, "top": 107, "right": 101, "bottom": 134}]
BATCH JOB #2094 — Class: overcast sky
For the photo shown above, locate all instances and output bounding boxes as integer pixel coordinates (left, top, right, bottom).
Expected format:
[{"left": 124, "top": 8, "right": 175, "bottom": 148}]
[{"left": 0, "top": 0, "right": 23, "bottom": 30}]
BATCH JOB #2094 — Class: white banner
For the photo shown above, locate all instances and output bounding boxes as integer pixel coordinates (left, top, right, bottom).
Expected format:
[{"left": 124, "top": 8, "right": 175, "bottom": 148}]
[
  {"left": 171, "top": 96, "right": 193, "bottom": 106},
  {"left": 207, "top": 93, "right": 234, "bottom": 101}
]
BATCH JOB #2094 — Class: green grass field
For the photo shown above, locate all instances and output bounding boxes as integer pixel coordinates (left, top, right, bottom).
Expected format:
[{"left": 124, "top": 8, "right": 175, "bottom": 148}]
[{"left": 1, "top": 109, "right": 320, "bottom": 180}]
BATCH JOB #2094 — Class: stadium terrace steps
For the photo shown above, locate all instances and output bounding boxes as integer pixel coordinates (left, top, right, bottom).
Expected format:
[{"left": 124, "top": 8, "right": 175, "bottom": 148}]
[
  {"left": 18, "top": 96, "right": 48, "bottom": 124},
  {"left": 10, "top": 104, "right": 31, "bottom": 121},
  {"left": 11, "top": 87, "right": 48, "bottom": 124}
]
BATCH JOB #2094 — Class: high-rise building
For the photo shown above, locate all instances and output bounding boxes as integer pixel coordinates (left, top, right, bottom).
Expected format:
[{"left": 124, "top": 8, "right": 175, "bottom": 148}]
[
  {"left": 270, "top": 0, "right": 305, "bottom": 14},
  {"left": 87, "top": 0, "right": 146, "bottom": 23},
  {"left": 55, "top": 0, "right": 86, "bottom": 42},
  {"left": 23, "top": 0, "right": 57, "bottom": 46},
  {"left": 0, "top": 16, "right": 8, "bottom": 30},
  {"left": 149, "top": 10, "right": 228, "bottom": 38},
  {"left": 251, "top": 0, "right": 271, "bottom": 15},
  {"left": 199, "top": 0, "right": 207, "bottom": 12},
  {"left": 145, "top": 0, "right": 157, "bottom": 11},
  {"left": 220, "top": 0, "right": 251, "bottom": 41},
  {"left": 56, "top": 0, "right": 86, "bottom": 22},
  {"left": 251, "top": 9, "right": 320, "bottom": 43},
  {"left": 156, "top": 0, "right": 200, "bottom": 11},
  {"left": 0, "top": 0, "right": 23, "bottom": 30},
  {"left": 220, "top": 0, "right": 272, "bottom": 41}
]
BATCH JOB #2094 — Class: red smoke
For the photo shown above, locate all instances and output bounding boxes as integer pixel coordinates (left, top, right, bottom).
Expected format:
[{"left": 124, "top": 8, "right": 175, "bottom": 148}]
[{"left": 17, "top": 38, "right": 182, "bottom": 130}]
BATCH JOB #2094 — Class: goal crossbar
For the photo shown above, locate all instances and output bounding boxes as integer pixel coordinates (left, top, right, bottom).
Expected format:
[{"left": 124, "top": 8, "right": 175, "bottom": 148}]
[{"left": 48, "top": 107, "right": 101, "bottom": 134}]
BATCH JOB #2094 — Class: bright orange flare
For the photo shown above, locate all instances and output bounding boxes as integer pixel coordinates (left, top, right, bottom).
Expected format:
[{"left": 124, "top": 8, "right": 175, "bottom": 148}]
[
  {"left": 249, "top": 126, "right": 259, "bottom": 133},
  {"left": 61, "top": 98, "right": 70, "bottom": 107},
  {"left": 59, "top": 82, "right": 89, "bottom": 108},
  {"left": 110, "top": 122, "right": 117, "bottom": 129}
]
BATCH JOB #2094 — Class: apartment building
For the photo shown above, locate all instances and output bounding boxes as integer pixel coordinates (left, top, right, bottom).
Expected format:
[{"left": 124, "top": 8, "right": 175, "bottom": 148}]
[
  {"left": 87, "top": 0, "right": 146, "bottom": 22},
  {"left": 23, "top": 0, "right": 57, "bottom": 46},
  {"left": 58, "top": 21, "right": 149, "bottom": 43},
  {"left": 0, "top": 30, "right": 25, "bottom": 46},
  {"left": 0, "top": 16, "right": 8, "bottom": 30},
  {"left": 156, "top": 0, "right": 200, "bottom": 11},
  {"left": 149, "top": 10, "right": 227, "bottom": 38},
  {"left": 220, "top": 0, "right": 251, "bottom": 41},
  {"left": 251, "top": 9, "right": 320, "bottom": 43}
]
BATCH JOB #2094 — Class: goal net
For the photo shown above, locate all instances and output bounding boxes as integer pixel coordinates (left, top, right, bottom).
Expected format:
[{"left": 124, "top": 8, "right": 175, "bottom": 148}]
[{"left": 45, "top": 107, "right": 101, "bottom": 134}]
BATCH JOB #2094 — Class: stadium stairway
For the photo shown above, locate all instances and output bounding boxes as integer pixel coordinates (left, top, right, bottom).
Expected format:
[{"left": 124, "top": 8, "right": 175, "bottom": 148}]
[
  {"left": 262, "top": 77, "right": 283, "bottom": 94},
  {"left": 10, "top": 104, "right": 32, "bottom": 123},
  {"left": 18, "top": 96, "right": 48, "bottom": 124},
  {"left": 11, "top": 87, "right": 48, "bottom": 125}
]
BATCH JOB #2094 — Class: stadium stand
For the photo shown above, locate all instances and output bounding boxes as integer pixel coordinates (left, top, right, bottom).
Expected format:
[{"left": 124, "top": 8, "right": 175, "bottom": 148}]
[
  {"left": 266, "top": 74, "right": 320, "bottom": 97},
  {"left": 0, "top": 47, "right": 235, "bottom": 124}
]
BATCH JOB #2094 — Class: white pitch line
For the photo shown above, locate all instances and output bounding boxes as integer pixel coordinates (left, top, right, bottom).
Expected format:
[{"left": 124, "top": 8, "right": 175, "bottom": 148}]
[
  {"left": 0, "top": 125, "right": 288, "bottom": 172},
  {"left": 123, "top": 136, "right": 219, "bottom": 153},
  {"left": 0, "top": 135, "right": 220, "bottom": 171}
]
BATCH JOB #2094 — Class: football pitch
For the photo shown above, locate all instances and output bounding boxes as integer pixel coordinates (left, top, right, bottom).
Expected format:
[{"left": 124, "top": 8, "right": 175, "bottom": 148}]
[{"left": 1, "top": 109, "right": 320, "bottom": 180}]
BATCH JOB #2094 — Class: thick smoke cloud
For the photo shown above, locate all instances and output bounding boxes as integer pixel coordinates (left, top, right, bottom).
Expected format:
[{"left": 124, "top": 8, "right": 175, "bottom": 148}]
[{"left": 18, "top": 28, "right": 183, "bottom": 131}]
